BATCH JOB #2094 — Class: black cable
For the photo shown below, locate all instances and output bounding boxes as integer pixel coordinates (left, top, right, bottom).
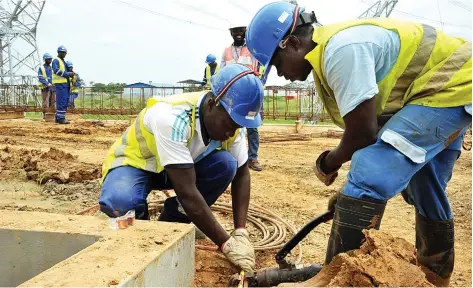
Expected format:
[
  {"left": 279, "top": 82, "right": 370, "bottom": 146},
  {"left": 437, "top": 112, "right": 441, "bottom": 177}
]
[{"left": 113, "top": 0, "right": 227, "bottom": 32}]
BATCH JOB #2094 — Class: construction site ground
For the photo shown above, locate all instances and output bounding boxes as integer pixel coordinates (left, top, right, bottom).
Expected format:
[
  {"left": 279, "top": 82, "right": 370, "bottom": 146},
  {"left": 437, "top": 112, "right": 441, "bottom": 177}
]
[{"left": 0, "top": 118, "right": 471, "bottom": 287}]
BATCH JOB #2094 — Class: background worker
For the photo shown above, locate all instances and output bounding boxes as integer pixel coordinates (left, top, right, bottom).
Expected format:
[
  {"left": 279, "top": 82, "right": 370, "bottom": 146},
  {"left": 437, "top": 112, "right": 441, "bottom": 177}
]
[
  {"left": 99, "top": 64, "right": 264, "bottom": 273},
  {"left": 201, "top": 54, "right": 220, "bottom": 88},
  {"left": 246, "top": 2, "right": 472, "bottom": 286},
  {"left": 65, "top": 61, "right": 81, "bottom": 109},
  {"left": 52, "top": 45, "right": 74, "bottom": 124},
  {"left": 37, "top": 53, "right": 55, "bottom": 116},
  {"left": 221, "top": 23, "right": 264, "bottom": 172}
]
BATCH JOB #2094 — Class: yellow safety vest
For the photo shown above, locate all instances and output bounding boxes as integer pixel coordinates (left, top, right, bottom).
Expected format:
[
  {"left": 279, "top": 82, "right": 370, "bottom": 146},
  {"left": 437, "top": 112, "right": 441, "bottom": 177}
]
[
  {"left": 38, "top": 66, "right": 48, "bottom": 90},
  {"left": 70, "top": 74, "right": 79, "bottom": 93},
  {"left": 101, "top": 91, "right": 240, "bottom": 183},
  {"left": 305, "top": 18, "right": 472, "bottom": 129},
  {"left": 205, "top": 64, "right": 220, "bottom": 88},
  {"left": 52, "top": 57, "right": 68, "bottom": 84}
]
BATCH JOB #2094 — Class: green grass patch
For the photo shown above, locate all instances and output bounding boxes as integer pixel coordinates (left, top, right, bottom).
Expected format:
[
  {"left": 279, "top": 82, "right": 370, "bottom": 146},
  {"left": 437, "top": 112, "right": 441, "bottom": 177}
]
[{"left": 24, "top": 112, "right": 43, "bottom": 119}]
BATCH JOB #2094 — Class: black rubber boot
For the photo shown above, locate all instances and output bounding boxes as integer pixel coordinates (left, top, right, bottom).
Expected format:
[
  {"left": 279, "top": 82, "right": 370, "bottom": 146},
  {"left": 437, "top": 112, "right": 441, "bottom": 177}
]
[
  {"left": 416, "top": 212, "right": 454, "bottom": 287},
  {"left": 55, "top": 119, "right": 70, "bottom": 124},
  {"left": 157, "top": 207, "right": 183, "bottom": 222},
  {"left": 324, "top": 193, "right": 386, "bottom": 265}
]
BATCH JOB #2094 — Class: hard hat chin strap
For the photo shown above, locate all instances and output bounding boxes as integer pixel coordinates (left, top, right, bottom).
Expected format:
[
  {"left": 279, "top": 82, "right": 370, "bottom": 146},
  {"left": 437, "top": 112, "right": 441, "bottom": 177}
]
[
  {"left": 279, "top": 6, "right": 318, "bottom": 49},
  {"left": 215, "top": 70, "right": 257, "bottom": 103}
]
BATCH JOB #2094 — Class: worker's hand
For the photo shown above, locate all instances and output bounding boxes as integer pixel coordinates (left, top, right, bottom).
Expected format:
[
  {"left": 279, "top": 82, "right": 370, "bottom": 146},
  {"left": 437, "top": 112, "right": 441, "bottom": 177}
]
[
  {"left": 260, "top": 111, "right": 265, "bottom": 121},
  {"left": 47, "top": 83, "right": 52, "bottom": 87},
  {"left": 313, "top": 150, "right": 340, "bottom": 186},
  {"left": 221, "top": 235, "right": 255, "bottom": 273}
]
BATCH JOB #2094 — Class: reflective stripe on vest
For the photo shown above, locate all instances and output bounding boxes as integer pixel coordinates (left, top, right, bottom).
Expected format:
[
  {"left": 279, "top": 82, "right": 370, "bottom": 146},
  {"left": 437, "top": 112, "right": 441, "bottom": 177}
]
[
  {"left": 306, "top": 18, "right": 472, "bottom": 129},
  {"left": 100, "top": 92, "right": 240, "bottom": 183},
  {"left": 224, "top": 46, "right": 258, "bottom": 70},
  {"left": 383, "top": 24, "right": 438, "bottom": 113},
  {"left": 205, "top": 64, "right": 220, "bottom": 87},
  {"left": 38, "top": 66, "right": 48, "bottom": 89},
  {"left": 52, "top": 58, "right": 67, "bottom": 84}
]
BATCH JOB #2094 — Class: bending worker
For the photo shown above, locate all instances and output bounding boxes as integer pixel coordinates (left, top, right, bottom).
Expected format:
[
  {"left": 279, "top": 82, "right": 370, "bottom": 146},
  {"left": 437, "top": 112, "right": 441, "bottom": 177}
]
[
  {"left": 52, "top": 45, "right": 74, "bottom": 124},
  {"left": 201, "top": 54, "right": 220, "bottom": 88},
  {"left": 37, "top": 53, "right": 56, "bottom": 115},
  {"left": 99, "top": 64, "right": 264, "bottom": 273},
  {"left": 65, "top": 61, "right": 81, "bottom": 109},
  {"left": 246, "top": 2, "right": 472, "bottom": 286}
]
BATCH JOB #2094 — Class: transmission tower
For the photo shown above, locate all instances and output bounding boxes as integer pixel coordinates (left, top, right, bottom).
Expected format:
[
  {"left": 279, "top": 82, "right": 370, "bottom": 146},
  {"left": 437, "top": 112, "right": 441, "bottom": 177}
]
[
  {"left": 358, "top": 0, "right": 398, "bottom": 18},
  {"left": 0, "top": 0, "right": 45, "bottom": 107}
]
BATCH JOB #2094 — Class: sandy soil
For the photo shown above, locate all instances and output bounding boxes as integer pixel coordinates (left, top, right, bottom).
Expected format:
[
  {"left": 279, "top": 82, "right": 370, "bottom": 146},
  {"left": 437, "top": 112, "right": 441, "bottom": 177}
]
[{"left": 0, "top": 118, "right": 471, "bottom": 287}]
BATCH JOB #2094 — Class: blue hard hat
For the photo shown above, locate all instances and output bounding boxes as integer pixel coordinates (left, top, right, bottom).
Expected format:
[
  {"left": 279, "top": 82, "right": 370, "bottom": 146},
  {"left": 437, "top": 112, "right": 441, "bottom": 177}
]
[
  {"left": 210, "top": 64, "right": 264, "bottom": 128},
  {"left": 57, "top": 45, "right": 67, "bottom": 52},
  {"left": 43, "top": 53, "right": 53, "bottom": 60},
  {"left": 205, "top": 54, "right": 217, "bottom": 64},
  {"left": 246, "top": 1, "right": 305, "bottom": 80},
  {"left": 65, "top": 61, "right": 73, "bottom": 68}
]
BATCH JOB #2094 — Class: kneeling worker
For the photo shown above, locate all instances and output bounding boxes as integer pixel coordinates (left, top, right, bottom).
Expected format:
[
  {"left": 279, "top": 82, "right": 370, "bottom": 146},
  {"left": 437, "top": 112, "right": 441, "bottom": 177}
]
[{"left": 99, "top": 64, "right": 263, "bottom": 273}]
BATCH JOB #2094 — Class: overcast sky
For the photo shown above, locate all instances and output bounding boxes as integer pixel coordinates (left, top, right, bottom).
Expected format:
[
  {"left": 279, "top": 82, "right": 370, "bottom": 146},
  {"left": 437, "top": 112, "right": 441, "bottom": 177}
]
[{"left": 36, "top": 0, "right": 472, "bottom": 86}]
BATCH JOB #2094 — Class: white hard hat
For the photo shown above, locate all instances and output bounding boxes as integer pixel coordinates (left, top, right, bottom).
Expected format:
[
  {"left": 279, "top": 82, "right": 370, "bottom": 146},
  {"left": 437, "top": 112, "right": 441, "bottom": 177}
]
[{"left": 228, "top": 15, "right": 252, "bottom": 30}]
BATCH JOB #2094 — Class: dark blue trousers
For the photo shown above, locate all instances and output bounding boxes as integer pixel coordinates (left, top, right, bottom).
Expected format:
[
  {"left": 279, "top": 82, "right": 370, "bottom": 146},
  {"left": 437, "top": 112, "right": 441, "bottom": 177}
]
[
  {"left": 55, "top": 83, "right": 69, "bottom": 121},
  {"left": 99, "top": 150, "right": 237, "bottom": 220}
]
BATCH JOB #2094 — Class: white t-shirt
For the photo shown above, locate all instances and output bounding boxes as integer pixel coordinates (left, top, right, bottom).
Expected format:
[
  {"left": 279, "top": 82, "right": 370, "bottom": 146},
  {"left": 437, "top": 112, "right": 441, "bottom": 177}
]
[
  {"left": 323, "top": 25, "right": 401, "bottom": 117},
  {"left": 143, "top": 92, "right": 248, "bottom": 168}
]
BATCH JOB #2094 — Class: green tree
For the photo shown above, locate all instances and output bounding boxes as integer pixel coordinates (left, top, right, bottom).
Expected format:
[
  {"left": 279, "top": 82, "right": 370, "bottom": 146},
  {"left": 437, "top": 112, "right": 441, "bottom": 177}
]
[{"left": 91, "top": 82, "right": 107, "bottom": 92}]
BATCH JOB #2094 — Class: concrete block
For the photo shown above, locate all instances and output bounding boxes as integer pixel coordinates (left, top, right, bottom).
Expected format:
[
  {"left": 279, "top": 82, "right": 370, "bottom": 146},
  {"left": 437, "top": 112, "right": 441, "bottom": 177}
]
[
  {"left": 0, "top": 111, "right": 23, "bottom": 120},
  {"left": 44, "top": 113, "right": 55, "bottom": 122},
  {"left": 0, "top": 211, "right": 195, "bottom": 287}
]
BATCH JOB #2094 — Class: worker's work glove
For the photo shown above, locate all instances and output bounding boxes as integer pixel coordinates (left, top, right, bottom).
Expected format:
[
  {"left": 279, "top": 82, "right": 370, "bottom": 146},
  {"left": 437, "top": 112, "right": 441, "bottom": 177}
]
[
  {"left": 221, "top": 235, "right": 255, "bottom": 273},
  {"left": 313, "top": 150, "right": 340, "bottom": 186},
  {"left": 47, "top": 83, "right": 52, "bottom": 87}
]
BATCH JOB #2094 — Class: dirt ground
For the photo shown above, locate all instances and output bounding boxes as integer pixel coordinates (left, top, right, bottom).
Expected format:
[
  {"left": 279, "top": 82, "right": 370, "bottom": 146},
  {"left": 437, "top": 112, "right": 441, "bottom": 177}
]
[{"left": 0, "top": 118, "right": 471, "bottom": 287}]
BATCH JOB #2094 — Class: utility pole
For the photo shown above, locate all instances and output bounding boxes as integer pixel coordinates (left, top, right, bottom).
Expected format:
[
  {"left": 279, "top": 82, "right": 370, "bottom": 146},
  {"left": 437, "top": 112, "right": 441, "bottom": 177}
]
[
  {"left": 358, "top": 0, "right": 398, "bottom": 18},
  {"left": 0, "top": 0, "right": 46, "bottom": 107}
]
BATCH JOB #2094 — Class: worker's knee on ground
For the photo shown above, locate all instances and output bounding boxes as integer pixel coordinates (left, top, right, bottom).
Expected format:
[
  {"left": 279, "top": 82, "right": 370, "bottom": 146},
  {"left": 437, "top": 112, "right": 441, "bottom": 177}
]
[{"left": 99, "top": 172, "right": 145, "bottom": 217}]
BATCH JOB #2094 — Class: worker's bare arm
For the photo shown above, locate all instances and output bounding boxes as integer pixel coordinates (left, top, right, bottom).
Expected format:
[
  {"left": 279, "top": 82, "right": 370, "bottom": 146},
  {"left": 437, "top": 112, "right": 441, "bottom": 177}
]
[
  {"left": 165, "top": 166, "right": 230, "bottom": 246},
  {"left": 231, "top": 162, "right": 251, "bottom": 229},
  {"left": 322, "top": 96, "right": 378, "bottom": 172}
]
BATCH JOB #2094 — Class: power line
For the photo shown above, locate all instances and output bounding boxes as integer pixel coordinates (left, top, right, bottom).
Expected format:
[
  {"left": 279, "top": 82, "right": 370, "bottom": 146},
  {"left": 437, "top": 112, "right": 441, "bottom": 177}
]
[
  {"left": 171, "top": 0, "right": 230, "bottom": 23},
  {"left": 227, "top": 0, "right": 254, "bottom": 15},
  {"left": 360, "top": 0, "right": 471, "bottom": 29},
  {"left": 393, "top": 9, "right": 471, "bottom": 28},
  {"left": 436, "top": 0, "right": 444, "bottom": 30},
  {"left": 449, "top": 0, "right": 472, "bottom": 11},
  {"left": 113, "top": 0, "right": 227, "bottom": 32}
]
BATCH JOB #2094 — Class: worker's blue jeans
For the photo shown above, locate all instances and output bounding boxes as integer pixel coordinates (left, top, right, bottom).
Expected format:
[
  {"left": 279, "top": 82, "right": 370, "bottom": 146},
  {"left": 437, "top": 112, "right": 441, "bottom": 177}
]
[
  {"left": 247, "top": 128, "right": 259, "bottom": 160},
  {"left": 343, "top": 104, "right": 471, "bottom": 221},
  {"left": 55, "top": 83, "right": 69, "bottom": 121},
  {"left": 99, "top": 150, "right": 237, "bottom": 220}
]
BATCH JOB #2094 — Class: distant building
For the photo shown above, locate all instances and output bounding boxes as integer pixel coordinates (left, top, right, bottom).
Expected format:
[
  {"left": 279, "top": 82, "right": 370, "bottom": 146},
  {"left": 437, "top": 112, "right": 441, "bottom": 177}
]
[{"left": 123, "top": 82, "right": 185, "bottom": 98}]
